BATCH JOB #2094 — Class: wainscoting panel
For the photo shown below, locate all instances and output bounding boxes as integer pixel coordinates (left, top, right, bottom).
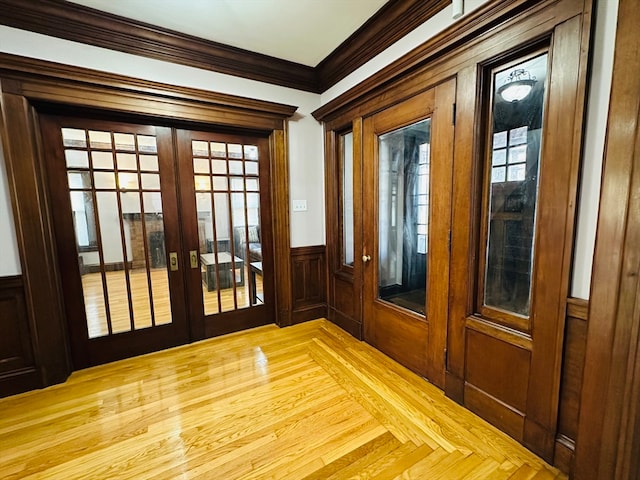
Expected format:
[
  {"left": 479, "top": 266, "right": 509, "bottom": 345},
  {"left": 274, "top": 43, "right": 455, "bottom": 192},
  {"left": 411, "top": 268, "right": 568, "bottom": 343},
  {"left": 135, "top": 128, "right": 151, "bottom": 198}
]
[
  {"left": 290, "top": 246, "right": 326, "bottom": 325},
  {"left": 0, "top": 275, "right": 40, "bottom": 397},
  {"left": 554, "top": 297, "right": 589, "bottom": 474}
]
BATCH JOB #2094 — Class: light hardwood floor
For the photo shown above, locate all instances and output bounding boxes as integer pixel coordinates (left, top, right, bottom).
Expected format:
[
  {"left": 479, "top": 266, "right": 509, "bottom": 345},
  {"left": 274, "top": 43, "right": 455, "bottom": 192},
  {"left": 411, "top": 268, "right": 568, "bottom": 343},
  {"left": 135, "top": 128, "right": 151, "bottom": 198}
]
[
  {"left": 0, "top": 320, "right": 566, "bottom": 479},
  {"left": 82, "top": 267, "right": 263, "bottom": 337}
]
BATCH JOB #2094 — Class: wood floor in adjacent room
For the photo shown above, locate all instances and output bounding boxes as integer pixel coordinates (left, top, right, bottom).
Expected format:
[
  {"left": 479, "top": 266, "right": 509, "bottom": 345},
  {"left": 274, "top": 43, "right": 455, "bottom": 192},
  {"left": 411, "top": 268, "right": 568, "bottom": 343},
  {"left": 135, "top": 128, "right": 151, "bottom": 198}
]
[{"left": 0, "top": 319, "right": 567, "bottom": 479}]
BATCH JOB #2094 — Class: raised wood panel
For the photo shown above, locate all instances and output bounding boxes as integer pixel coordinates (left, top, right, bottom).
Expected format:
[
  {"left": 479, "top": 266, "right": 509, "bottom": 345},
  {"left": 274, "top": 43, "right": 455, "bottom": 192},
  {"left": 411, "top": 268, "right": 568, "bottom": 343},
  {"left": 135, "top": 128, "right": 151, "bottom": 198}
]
[
  {"left": 334, "top": 276, "right": 356, "bottom": 320},
  {"left": 557, "top": 298, "right": 588, "bottom": 441},
  {"left": 290, "top": 246, "right": 326, "bottom": 325},
  {"left": 0, "top": 275, "right": 41, "bottom": 398},
  {"left": 316, "top": 0, "right": 450, "bottom": 90},
  {"left": 466, "top": 328, "right": 531, "bottom": 413},
  {"left": 0, "top": 0, "right": 319, "bottom": 93},
  {"left": 0, "top": 276, "right": 33, "bottom": 373},
  {"left": 553, "top": 298, "right": 588, "bottom": 474}
]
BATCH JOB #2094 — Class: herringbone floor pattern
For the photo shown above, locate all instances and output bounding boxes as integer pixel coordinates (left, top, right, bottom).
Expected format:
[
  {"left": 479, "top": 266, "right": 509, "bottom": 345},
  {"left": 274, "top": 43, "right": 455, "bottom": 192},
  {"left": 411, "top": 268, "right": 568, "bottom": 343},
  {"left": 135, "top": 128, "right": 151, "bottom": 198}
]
[{"left": 0, "top": 319, "right": 567, "bottom": 479}]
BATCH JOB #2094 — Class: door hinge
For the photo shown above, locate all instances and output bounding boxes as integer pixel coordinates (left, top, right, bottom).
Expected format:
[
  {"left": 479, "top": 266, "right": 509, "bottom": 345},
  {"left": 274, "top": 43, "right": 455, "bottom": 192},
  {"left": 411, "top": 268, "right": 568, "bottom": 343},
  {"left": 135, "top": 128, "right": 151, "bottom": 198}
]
[
  {"left": 444, "top": 347, "right": 448, "bottom": 366},
  {"left": 452, "top": 102, "right": 457, "bottom": 125},
  {"left": 448, "top": 229, "right": 452, "bottom": 252}
]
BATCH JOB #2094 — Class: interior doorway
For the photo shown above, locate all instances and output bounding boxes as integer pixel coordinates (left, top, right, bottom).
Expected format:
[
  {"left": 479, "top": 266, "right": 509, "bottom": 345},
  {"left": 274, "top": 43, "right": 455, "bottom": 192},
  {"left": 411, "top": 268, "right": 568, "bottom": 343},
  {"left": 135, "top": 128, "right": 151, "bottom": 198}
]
[
  {"left": 362, "top": 80, "right": 456, "bottom": 386},
  {"left": 39, "top": 115, "right": 275, "bottom": 369}
]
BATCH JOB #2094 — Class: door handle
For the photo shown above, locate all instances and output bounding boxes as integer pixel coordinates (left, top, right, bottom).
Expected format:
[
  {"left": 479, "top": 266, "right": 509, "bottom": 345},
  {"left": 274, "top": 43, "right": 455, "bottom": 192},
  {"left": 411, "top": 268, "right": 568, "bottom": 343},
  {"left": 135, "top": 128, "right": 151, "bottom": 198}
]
[
  {"left": 169, "top": 252, "right": 179, "bottom": 271},
  {"left": 190, "top": 250, "right": 198, "bottom": 269},
  {"left": 362, "top": 254, "right": 371, "bottom": 263}
]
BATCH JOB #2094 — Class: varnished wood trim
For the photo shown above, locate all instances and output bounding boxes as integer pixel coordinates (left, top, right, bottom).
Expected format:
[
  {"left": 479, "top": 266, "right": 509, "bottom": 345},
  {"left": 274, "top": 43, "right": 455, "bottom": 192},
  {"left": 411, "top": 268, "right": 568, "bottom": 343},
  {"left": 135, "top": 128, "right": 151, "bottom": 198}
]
[
  {"left": 291, "top": 306, "right": 327, "bottom": 326},
  {"left": 575, "top": 0, "right": 640, "bottom": 477},
  {"left": 0, "top": 53, "right": 298, "bottom": 122},
  {"left": 0, "top": 0, "right": 319, "bottom": 93},
  {"left": 328, "top": 307, "right": 363, "bottom": 340},
  {"left": 566, "top": 297, "right": 588, "bottom": 321},
  {"left": 554, "top": 434, "right": 575, "bottom": 475},
  {"left": 464, "top": 382, "right": 526, "bottom": 441},
  {"left": 466, "top": 316, "right": 533, "bottom": 351},
  {"left": 313, "top": 0, "right": 548, "bottom": 120},
  {"left": 316, "top": 0, "right": 450, "bottom": 90},
  {"left": 290, "top": 245, "right": 326, "bottom": 257},
  {"left": 0, "top": 275, "right": 22, "bottom": 289},
  {"left": 0, "top": 0, "right": 455, "bottom": 94},
  {"left": 271, "top": 129, "right": 292, "bottom": 327}
]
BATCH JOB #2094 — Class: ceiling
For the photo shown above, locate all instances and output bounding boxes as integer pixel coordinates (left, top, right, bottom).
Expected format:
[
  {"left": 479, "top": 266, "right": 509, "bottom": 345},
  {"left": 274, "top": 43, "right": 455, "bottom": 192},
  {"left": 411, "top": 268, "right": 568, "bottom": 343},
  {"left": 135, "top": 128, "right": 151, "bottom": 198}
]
[{"left": 65, "top": 0, "right": 390, "bottom": 67}]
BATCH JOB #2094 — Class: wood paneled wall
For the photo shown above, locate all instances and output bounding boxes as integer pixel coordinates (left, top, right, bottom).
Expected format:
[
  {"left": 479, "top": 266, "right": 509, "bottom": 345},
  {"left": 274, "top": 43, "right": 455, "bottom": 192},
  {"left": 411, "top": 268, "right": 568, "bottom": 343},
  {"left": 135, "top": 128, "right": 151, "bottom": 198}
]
[
  {"left": 290, "top": 246, "right": 327, "bottom": 325},
  {"left": 554, "top": 298, "right": 589, "bottom": 474},
  {"left": 0, "top": 275, "right": 41, "bottom": 397}
]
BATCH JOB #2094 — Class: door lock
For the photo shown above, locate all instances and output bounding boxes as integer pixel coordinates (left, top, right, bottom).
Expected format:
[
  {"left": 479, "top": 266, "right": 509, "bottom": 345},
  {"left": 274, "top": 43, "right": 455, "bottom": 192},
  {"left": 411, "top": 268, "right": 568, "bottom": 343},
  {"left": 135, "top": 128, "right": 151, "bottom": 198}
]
[
  {"left": 169, "top": 252, "right": 179, "bottom": 271},
  {"left": 190, "top": 250, "right": 198, "bottom": 269}
]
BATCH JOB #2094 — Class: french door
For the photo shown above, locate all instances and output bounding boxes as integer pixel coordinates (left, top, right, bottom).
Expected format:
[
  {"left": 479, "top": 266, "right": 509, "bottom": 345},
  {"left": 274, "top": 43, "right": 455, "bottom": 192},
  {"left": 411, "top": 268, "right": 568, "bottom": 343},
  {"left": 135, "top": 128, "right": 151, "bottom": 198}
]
[
  {"left": 362, "top": 80, "right": 455, "bottom": 386},
  {"left": 177, "top": 129, "right": 275, "bottom": 338},
  {"left": 40, "top": 116, "right": 274, "bottom": 368},
  {"left": 41, "top": 116, "right": 189, "bottom": 368}
]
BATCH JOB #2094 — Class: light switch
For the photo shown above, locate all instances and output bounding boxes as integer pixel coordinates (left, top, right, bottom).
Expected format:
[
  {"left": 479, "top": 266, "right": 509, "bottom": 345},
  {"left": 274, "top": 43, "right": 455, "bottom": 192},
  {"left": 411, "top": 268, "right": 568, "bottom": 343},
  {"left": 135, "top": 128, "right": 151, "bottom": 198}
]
[{"left": 292, "top": 199, "right": 307, "bottom": 212}]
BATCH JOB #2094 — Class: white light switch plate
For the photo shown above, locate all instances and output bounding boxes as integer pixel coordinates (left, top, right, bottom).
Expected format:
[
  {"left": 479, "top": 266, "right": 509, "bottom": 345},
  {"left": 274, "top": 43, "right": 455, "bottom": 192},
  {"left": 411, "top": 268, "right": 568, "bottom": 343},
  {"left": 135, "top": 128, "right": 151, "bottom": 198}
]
[{"left": 292, "top": 199, "right": 307, "bottom": 212}]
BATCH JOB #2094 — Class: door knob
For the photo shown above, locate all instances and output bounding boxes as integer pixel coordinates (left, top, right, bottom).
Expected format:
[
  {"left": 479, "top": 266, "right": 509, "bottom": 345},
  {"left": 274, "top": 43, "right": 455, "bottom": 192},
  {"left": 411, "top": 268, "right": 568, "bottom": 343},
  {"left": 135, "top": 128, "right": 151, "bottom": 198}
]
[{"left": 362, "top": 254, "right": 371, "bottom": 263}]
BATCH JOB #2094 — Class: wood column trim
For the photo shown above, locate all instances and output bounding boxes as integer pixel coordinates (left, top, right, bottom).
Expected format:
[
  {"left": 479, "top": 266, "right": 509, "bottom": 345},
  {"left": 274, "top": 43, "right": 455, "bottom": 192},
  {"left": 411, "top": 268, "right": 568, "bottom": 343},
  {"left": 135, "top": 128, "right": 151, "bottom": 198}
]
[
  {"left": 0, "top": 89, "right": 70, "bottom": 385},
  {"left": 271, "top": 128, "right": 292, "bottom": 327},
  {"left": 574, "top": 0, "right": 640, "bottom": 477}
]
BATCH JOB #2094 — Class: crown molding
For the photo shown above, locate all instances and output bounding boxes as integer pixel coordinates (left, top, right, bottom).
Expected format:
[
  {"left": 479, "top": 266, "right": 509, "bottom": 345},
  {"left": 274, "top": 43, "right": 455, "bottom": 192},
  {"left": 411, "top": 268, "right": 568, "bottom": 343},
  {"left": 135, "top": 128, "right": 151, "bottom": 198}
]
[
  {"left": 312, "top": 0, "right": 539, "bottom": 120},
  {"left": 0, "top": 53, "right": 298, "bottom": 124},
  {"left": 316, "top": 0, "right": 451, "bottom": 91},
  {"left": 0, "top": 0, "right": 452, "bottom": 95},
  {"left": 0, "top": 0, "right": 320, "bottom": 93}
]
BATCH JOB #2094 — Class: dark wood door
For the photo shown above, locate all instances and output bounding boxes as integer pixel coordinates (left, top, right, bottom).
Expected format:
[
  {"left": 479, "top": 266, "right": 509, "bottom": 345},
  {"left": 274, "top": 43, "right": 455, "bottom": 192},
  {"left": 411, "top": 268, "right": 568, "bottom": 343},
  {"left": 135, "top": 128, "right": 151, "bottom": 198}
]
[
  {"left": 362, "top": 80, "right": 455, "bottom": 386},
  {"left": 176, "top": 129, "right": 275, "bottom": 339},
  {"left": 40, "top": 115, "right": 190, "bottom": 368}
]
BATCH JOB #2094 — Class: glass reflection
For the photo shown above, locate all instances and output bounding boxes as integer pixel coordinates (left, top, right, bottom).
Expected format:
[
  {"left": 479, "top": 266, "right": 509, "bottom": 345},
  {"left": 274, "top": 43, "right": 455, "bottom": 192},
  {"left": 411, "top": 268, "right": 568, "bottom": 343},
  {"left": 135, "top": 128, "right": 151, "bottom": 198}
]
[
  {"left": 63, "top": 128, "right": 172, "bottom": 338},
  {"left": 340, "top": 132, "right": 354, "bottom": 267},
  {"left": 484, "top": 54, "right": 547, "bottom": 317},
  {"left": 191, "top": 138, "right": 263, "bottom": 315},
  {"left": 378, "top": 118, "right": 431, "bottom": 315}
]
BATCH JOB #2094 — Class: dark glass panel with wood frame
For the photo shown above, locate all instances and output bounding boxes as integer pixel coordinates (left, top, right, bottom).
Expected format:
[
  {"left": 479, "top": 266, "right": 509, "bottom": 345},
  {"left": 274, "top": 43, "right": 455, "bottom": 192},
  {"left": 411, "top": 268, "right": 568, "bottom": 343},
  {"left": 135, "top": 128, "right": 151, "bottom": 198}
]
[
  {"left": 339, "top": 131, "right": 355, "bottom": 269},
  {"left": 478, "top": 52, "right": 548, "bottom": 331},
  {"left": 377, "top": 118, "right": 431, "bottom": 316}
]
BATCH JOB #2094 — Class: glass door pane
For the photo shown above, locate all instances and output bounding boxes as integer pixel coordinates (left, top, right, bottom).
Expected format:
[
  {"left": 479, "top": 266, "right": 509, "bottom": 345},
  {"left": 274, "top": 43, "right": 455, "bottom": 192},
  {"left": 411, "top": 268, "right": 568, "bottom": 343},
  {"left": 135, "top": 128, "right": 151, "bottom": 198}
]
[
  {"left": 192, "top": 140, "right": 263, "bottom": 316},
  {"left": 61, "top": 127, "right": 173, "bottom": 339},
  {"left": 483, "top": 53, "right": 548, "bottom": 321},
  {"left": 378, "top": 118, "right": 431, "bottom": 315}
]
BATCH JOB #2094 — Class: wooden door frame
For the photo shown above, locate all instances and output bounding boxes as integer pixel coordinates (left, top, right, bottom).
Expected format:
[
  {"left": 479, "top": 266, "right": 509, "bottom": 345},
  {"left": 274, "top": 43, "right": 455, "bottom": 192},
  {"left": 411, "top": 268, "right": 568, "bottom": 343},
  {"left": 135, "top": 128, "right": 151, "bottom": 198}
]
[
  {"left": 0, "top": 52, "right": 296, "bottom": 387},
  {"left": 574, "top": 0, "right": 640, "bottom": 477}
]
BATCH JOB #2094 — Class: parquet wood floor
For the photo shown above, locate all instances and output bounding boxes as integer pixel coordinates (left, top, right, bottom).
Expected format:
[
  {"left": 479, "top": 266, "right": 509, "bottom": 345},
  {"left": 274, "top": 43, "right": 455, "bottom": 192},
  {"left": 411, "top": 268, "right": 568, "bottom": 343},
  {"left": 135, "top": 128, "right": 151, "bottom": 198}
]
[{"left": 0, "top": 320, "right": 567, "bottom": 479}]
